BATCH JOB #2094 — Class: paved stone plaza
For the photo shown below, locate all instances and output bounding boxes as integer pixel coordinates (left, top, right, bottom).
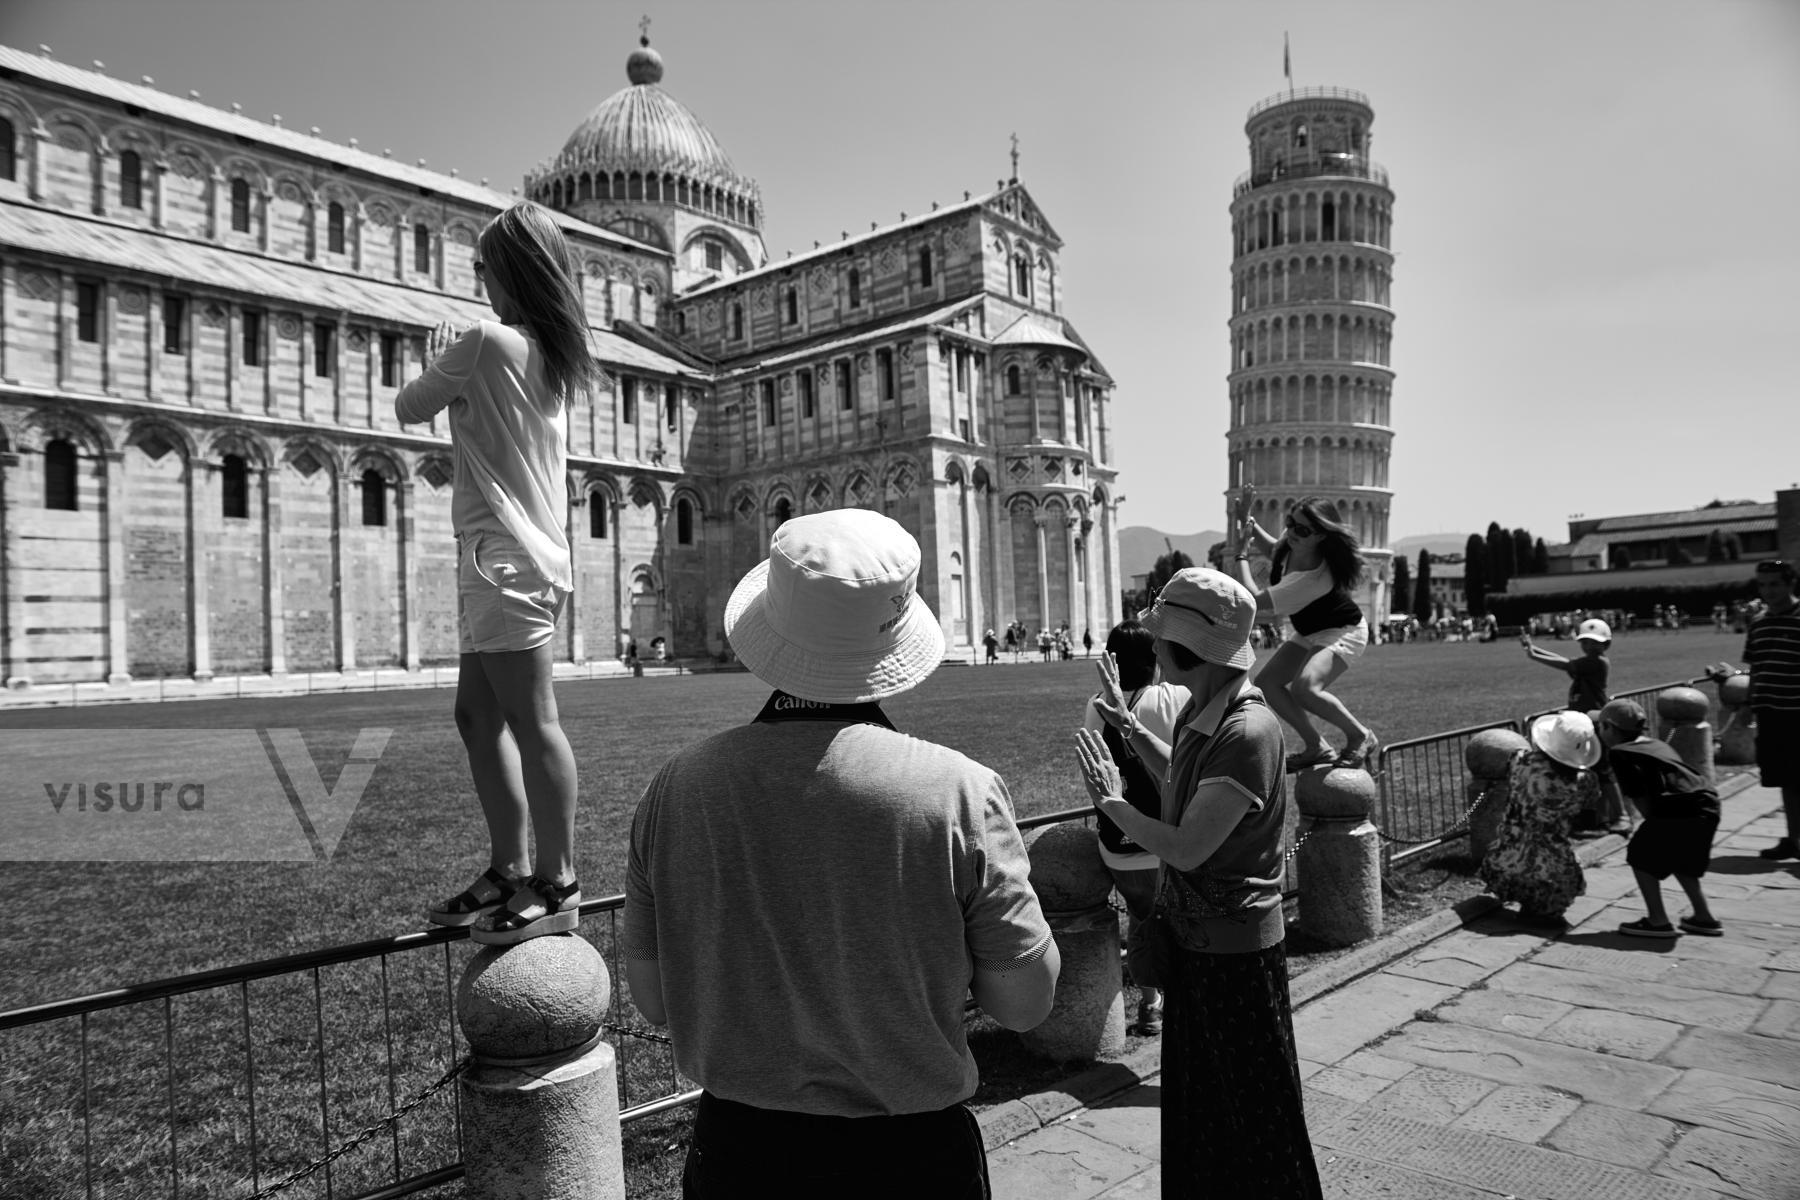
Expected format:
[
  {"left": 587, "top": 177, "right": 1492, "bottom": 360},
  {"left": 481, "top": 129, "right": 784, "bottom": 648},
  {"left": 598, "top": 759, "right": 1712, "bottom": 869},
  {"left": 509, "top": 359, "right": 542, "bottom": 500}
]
[{"left": 985, "top": 781, "right": 1800, "bottom": 1199}]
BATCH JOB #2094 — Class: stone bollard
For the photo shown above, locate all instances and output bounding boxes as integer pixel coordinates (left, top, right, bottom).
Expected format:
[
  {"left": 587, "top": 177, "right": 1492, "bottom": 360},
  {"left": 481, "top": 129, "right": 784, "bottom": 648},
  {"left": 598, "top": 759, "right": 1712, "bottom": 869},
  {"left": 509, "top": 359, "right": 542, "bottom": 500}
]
[
  {"left": 1020, "top": 823, "right": 1126, "bottom": 1062},
  {"left": 456, "top": 934, "right": 625, "bottom": 1200},
  {"left": 1295, "top": 766, "right": 1382, "bottom": 948},
  {"left": 1713, "top": 672, "right": 1757, "bottom": 764},
  {"left": 1464, "top": 729, "right": 1530, "bottom": 863},
  {"left": 1658, "top": 686, "right": 1715, "bottom": 784}
]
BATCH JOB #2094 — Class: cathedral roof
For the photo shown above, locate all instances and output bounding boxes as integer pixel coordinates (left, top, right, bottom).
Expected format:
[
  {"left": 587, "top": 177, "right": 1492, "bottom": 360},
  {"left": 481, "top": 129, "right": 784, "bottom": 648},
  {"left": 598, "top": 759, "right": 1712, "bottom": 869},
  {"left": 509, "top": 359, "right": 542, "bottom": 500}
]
[
  {"left": 0, "top": 45, "right": 657, "bottom": 258},
  {"left": 0, "top": 203, "right": 700, "bottom": 379},
  {"left": 536, "top": 38, "right": 758, "bottom": 200},
  {"left": 992, "top": 312, "right": 1087, "bottom": 356}
]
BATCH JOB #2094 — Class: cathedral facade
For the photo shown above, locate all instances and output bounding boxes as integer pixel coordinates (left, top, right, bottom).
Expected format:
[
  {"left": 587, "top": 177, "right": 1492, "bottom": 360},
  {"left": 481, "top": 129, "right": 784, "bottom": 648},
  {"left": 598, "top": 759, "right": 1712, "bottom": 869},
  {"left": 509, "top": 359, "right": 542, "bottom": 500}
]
[{"left": 0, "top": 39, "right": 1122, "bottom": 687}]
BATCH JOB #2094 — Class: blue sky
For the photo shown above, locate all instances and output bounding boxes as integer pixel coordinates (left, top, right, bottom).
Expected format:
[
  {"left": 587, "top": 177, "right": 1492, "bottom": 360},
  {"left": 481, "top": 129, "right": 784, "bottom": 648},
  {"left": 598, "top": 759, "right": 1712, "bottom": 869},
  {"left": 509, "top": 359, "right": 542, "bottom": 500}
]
[{"left": 5, "top": 0, "right": 1796, "bottom": 545}]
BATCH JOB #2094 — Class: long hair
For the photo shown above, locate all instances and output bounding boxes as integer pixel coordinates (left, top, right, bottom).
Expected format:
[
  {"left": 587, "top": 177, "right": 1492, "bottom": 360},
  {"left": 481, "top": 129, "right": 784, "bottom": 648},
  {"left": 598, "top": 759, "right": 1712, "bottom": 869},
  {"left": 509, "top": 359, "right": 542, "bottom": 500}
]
[
  {"left": 478, "top": 202, "right": 598, "bottom": 402},
  {"left": 1270, "top": 497, "right": 1365, "bottom": 592}
]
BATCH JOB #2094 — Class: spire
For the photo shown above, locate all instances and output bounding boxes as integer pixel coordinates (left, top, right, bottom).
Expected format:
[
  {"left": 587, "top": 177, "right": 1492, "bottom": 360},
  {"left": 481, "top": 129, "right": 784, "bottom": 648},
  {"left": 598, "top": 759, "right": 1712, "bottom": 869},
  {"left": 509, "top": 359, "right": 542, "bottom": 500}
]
[
  {"left": 627, "top": 15, "right": 664, "bottom": 85},
  {"left": 1009, "top": 132, "right": 1019, "bottom": 184}
]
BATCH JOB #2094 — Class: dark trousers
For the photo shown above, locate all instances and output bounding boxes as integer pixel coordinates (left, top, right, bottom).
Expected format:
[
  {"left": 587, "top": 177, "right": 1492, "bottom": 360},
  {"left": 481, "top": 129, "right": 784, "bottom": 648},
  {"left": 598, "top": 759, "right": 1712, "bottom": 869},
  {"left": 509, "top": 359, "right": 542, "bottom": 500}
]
[{"left": 682, "top": 1091, "right": 990, "bottom": 1199}]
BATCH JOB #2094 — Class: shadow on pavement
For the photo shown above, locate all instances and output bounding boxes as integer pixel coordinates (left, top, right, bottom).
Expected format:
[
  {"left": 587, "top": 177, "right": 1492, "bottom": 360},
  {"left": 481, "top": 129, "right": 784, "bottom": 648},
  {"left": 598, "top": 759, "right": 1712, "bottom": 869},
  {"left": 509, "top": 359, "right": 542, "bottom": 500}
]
[
  {"left": 1096, "top": 1084, "right": 1162, "bottom": 1111},
  {"left": 1707, "top": 854, "right": 1800, "bottom": 877},
  {"left": 1553, "top": 929, "right": 1680, "bottom": 953}
]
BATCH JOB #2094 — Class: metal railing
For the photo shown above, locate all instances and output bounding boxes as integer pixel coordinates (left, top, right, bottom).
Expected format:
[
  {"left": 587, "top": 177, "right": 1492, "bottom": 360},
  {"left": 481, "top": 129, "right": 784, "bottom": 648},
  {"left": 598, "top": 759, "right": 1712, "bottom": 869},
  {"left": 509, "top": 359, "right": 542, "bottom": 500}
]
[
  {"left": 1246, "top": 86, "right": 1373, "bottom": 119},
  {"left": 1233, "top": 155, "right": 1389, "bottom": 198}
]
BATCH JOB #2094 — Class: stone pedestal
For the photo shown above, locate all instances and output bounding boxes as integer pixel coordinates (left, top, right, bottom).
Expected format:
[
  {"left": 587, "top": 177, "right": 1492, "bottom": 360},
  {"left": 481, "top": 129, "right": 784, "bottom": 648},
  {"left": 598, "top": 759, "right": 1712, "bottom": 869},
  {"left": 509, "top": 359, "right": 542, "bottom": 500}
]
[
  {"left": 1464, "top": 729, "right": 1530, "bottom": 863},
  {"left": 456, "top": 934, "right": 624, "bottom": 1200},
  {"left": 1658, "top": 686, "right": 1715, "bottom": 785},
  {"left": 1021, "top": 823, "right": 1126, "bottom": 1062},
  {"left": 1295, "top": 767, "right": 1382, "bottom": 948},
  {"left": 1712, "top": 673, "right": 1756, "bottom": 765}
]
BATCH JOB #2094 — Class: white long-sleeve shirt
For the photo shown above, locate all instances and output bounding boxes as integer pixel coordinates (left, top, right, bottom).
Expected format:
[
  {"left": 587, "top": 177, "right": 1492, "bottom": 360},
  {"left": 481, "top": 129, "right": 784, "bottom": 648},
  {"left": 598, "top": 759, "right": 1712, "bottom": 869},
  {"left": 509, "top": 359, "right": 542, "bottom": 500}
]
[{"left": 394, "top": 320, "right": 571, "bottom": 590}]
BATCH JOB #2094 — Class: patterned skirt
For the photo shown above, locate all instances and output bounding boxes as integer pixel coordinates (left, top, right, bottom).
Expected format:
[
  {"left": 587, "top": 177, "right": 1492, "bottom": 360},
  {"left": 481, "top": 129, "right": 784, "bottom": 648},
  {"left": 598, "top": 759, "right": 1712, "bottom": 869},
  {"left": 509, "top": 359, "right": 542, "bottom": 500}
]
[{"left": 1162, "top": 943, "right": 1323, "bottom": 1198}]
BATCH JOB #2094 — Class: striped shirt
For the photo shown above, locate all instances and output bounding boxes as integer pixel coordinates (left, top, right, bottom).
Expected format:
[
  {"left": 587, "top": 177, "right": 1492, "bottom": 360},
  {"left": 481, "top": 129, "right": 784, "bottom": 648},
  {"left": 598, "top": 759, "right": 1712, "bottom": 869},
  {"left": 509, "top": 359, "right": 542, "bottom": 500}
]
[{"left": 1743, "top": 604, "right": 1800, "bottom": 713}]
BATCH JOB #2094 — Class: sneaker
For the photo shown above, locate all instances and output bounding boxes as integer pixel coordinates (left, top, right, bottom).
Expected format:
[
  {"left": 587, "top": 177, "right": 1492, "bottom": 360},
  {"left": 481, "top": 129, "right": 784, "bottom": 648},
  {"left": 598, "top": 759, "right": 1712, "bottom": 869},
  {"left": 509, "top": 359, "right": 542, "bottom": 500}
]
[
  {"left": 1618, "top": 918, "right": 1679, "bottom": 939},
  {"left": 1679, "top": 915, "right": 1724, "bottom": 937},
  {"left": 1759, "top": 839, "right": 1799, "bottom": 861},
  {"left": 1136, "top": 994, "right": 1164, "bottom": 1037}
]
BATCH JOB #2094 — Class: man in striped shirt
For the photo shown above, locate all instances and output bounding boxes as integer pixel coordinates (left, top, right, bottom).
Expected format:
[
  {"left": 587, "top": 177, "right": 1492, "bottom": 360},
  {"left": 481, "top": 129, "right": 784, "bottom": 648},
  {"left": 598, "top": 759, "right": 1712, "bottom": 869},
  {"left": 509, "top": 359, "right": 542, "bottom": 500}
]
[{"left": 1743, "top": 560, "right": 1800, "bottom": 860}]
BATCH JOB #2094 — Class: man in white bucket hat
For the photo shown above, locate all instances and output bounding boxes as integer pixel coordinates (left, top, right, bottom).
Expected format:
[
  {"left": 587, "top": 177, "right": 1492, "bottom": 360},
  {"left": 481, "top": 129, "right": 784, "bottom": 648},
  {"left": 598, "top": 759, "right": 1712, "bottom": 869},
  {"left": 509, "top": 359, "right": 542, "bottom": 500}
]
[{"left": 623, "top": 508, "right": 1057, "bottom": 1197}]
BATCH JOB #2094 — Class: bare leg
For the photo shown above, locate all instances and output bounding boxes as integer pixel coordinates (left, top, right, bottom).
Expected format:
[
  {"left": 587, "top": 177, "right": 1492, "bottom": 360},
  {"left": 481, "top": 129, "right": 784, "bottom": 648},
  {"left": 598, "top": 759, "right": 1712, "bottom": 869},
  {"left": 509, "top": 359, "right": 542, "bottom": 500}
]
[
  {"left": 1632, "top": 867, "right": 1670, "bottom": 925},
  {"left": 1255, "top": 641, "right": 1323, "bottom": 752},
  {"left": 1673, "top": 875, "right": 1715, "bottom": 923},
  {"left": 454, "top": 651, "right": 530, "bottom": 878},
  {"left": 478, "top": 641, "right": 579, "bottom": 886},
  {"left": 1291, "top": 646, "right": 1373, "bottom": 747}
]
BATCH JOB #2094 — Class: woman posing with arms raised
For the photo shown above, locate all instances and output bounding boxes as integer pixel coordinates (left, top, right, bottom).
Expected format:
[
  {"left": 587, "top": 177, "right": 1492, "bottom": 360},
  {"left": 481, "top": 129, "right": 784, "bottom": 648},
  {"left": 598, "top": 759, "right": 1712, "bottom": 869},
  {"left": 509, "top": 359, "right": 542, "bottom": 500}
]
[
  {"left": 1231, "top": 485, "right": 1378, "bottom": 771},
  {"left": 397, "top": 201, "right": 596, "bottom": 944}
]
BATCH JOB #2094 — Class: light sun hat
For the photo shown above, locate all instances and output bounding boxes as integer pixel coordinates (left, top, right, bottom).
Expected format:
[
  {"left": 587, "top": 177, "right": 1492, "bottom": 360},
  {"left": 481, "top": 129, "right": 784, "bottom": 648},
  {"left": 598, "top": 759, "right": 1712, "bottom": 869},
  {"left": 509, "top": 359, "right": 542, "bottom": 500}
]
[
  {"left": 724, "top": 509, "right": 945, "bottom": 703},
  {"left": 1529, "top": 710, "right": 1602, "bottom": 770},
  {"left": 1137, "top": 567, "right": 1256, "bottom": 670},
  {"left": 1575, "top": 618, "right": 1613, "bottom": 643}
]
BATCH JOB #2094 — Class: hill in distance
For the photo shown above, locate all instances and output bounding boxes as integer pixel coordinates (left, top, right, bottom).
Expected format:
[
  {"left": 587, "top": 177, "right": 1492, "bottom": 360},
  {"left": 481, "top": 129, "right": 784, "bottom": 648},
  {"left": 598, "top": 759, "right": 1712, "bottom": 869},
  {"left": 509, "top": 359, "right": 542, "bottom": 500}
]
[{"left": 1121, "top": 527, "right": 1477, "bottom": 577}]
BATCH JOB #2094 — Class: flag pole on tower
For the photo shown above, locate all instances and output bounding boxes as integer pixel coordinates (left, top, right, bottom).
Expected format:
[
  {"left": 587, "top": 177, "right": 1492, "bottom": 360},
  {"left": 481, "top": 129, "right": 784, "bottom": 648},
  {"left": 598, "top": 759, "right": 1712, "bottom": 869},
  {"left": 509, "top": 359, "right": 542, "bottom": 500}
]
[{"left": 1284, "top": 32, "right": 1292, "bottom": 93}]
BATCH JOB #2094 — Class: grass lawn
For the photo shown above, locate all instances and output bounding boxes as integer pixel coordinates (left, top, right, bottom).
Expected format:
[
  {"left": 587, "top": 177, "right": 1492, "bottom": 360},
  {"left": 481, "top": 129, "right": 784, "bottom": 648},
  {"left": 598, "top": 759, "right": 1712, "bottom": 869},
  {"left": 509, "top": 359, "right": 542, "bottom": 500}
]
[{"left": 0, "top": 628, "right": 1733, "bottom": 1197}]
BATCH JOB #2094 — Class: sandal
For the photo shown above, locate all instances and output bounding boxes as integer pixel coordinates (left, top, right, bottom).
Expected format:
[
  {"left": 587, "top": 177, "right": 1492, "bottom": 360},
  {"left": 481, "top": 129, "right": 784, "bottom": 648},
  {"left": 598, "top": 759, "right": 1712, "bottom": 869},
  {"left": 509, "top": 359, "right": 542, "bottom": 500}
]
[
  {"left": 1285, "top": 746, "right": 1335, "bottom": 773},
  {"left": 427, "top": 867, "right": 521, "bottom": 928},
  {"left": 1619, "top": 918, "right": 1679, "bottom": 939},
  {"left": 1334, "top": 733, "right": 1381, "bottom": 771},
  {"left": 471, "top": 874, "right": 581, "bottom": 945}
]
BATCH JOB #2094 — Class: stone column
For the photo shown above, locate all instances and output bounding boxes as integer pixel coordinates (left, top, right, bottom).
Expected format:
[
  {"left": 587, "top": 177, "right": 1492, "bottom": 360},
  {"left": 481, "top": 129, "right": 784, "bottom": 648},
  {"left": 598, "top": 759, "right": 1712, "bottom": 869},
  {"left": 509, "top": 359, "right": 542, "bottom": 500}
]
[
  {"left": 101, "top": 450, "right": 132, "bottom": 684},
  {"left": 29, "top": 125, "right": 48, "bottom": 201},
  {"left": 457, "top": 936, "right": 625, "bottom": 1200},
  {"left": 565, "top": 494, "right": 584, "bottom": 664},
  {"left": 1033, "top": 512, "right": 1050, "bottom": 634},
  {"left": 399, "top": 477, "right": 420, "bottom": 671},
  {"left": 1295, "top": 767, "right": 1381, "bottom": 947},
  {"left": 1463, "top": 729, "right": 1529, "bottom": 863},
  {"left": 0, "top": 446, "right": 22, "bottom": 688},
  {"left": 335, "top": 468, "right": 356, "bottom": 674},
  {"left": 189, "top": 458, "right": 214, "bottom": 682},
  {"left": 263, "top": 462, "right": 286, "bottom": 675},
  {"left": 1657, "top": 686, "right": 1715, "bottom": 785},
  {"left": 1019, "top": 823, "right": 1125, "bottom": 1063},
  {"left": 1063, "top": 514, "right": 1081, "bottom": 637},
  {"left": 151, "top": 158, "right": 168, "bottom": 229}
]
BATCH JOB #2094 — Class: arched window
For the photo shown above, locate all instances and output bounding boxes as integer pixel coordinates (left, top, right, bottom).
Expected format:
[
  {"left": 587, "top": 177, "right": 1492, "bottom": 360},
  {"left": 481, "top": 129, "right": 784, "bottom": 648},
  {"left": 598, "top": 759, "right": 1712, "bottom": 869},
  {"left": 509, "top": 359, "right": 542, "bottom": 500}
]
[
  {"left": 361, "top": 468, "right": 387, "bottom": 526},
  {"left": 1293, "top": 121, "right": 1309, "bottom": 149},
  {"left": 731, "top": 303, "right": 744, "bottom": 340},
  {"left": 230, "top": 178, "right": 251, "bottom": 232},
  {"left": 705, "top": 241, "right": 723, "bottom": 272},
  {"left": 1007, "top": 364, "right": 1022, "bottom": 395},
  {"left": 222, "top": 454, "right": 250, "bottom": 519},
  {"left": 919, "top": 245, "right": 934, "bottom": 288},
  {"left": 1321, "top": 198, "right": 1336, "bottom": 241},
  {"left": 0, "top": 116, "right": 14, "bottom": 181},
  {"left": 327, "top": 202, "right": 345, "bottom": 253},
  {"left": 44, "top": 438, "right": 78, "bottom": 510},
  {"left": 784, "top": 287, "right": 797, "bottom": 325},
  {"left": 848, "top": 268, "right": 861, "bottom": 308},
  {"left": 774, "top": 497, "right": 792, "bottom": 525},
  {"left": 414, "top": 224, "right": 431, "bottom": 273},
  {"left": 119, "top": 150, "right": 143, "bottom": 209},
  {"left": 1014, "top": 255, "right": 1030, "bottom": 298},
  {"left": 589, "top": 493, "right": 608, "bottom": 539},
  {"left": 676, "top": 497, "right": 694, "bottom": 545}
]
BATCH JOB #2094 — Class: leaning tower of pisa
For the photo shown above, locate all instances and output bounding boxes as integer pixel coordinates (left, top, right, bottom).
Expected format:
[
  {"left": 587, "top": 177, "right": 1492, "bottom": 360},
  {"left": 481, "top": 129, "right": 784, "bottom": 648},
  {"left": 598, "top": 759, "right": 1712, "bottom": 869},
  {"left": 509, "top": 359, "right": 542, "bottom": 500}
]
[{"left": 1226, "top": 86, "right": 1395, "bottom": 624}]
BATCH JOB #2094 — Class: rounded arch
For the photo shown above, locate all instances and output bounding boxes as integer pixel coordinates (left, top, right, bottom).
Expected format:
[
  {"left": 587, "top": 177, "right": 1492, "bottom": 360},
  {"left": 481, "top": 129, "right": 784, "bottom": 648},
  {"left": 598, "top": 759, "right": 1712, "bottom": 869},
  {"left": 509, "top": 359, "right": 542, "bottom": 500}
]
[
  {"left": 400, "top": 202, "right": 443, "bottom": 232},
  {"left": 627, "top": 475, "right": 666, "bottom": 514},
  {"left": 348, "top": 445, "right": 406, "bottom": 483},
  {"left": 314, "top": 178, "right": 360, "bottom": 212},
  {"left": 0, "top": 90, "right": 42, "bottom": 137},
  {"left": 443, "top": 219, "right": 480, "bottom": 248},
  {"left": 123, "top": 416, "right": 199, "bottom": 463},
  {"left": 23, "top": 407, "right": 111, "bottom": 456},
  {"left": 971, "top": 463, "right": 993, "bottom": 493},
  {"left": 727, "top": 484, "right": 760, "bottom": 522},
  {"left": 943, "top": 457, "right": 968, "bottom": 486},
  {"left": 218, "top": 154, "right": 269, "bottom": 191},
  {"left": 269, "top": 171, "right": 315, "bottom": 206},
  {"left": 103, "top": 121, "right": 157, "bottom": 158},
  {"left": 44, "top": 107, "right": 105, "bottom": 152},
  {"left": 579, "top": 469, "right": 621, "bottom": 509}
]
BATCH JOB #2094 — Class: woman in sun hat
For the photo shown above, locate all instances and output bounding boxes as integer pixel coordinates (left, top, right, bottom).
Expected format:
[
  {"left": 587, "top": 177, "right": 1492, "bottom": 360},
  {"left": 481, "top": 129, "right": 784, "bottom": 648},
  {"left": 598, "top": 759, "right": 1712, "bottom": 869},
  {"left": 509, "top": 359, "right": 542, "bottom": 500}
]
[
  {"left": 1478, "top": 710, "right": 1603, "bottom": 929},
  {"left": 1075, "top": 567, "right": 1323, "bottom": 1198}
]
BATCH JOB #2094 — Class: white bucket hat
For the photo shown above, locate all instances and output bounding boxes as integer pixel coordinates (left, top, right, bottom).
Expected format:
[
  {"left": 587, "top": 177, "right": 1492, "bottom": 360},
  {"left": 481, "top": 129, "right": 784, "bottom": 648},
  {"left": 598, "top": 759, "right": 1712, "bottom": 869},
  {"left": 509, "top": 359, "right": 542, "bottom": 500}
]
[
  {"left": 1529, "top": 710, "right": 1602, "bottom": 770},
  {"left": 1575, "top": 618, "right": 1612, "bottom": 643},
  {"left": 725, "top": 509, "right": 945, "bottom": 703},
  {"left": 1137, "top": 567, "right": 1256, "bottom": 670}
]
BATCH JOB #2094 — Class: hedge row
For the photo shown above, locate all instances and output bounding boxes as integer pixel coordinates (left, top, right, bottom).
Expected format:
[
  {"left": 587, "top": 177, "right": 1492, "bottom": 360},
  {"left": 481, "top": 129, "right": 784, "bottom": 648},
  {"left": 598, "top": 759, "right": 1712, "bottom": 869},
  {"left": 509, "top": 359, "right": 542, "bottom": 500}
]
[{"left": 1485, "top": 580, "right": 1759, "bottom": 622}]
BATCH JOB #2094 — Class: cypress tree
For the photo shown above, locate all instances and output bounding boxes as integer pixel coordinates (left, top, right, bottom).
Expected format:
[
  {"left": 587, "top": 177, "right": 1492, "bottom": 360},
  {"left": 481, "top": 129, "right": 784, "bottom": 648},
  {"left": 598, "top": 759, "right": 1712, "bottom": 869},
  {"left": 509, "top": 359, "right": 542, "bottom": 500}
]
[
  {"left": 1464, "top": 534, "right": 1487, "bottom": 616},
  {"left": 1413, "top": 550, "right": 1433, "bottom": 623}
]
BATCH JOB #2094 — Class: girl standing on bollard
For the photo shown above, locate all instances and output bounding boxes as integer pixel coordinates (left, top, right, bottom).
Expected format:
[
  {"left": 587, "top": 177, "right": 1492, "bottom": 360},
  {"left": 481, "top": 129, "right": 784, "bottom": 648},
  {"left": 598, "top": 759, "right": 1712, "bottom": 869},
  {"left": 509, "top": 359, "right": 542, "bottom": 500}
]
[
  {"left": 399, "top": 201, "right": 595, "bottom": 945},
  {"left": 1230, "top": 486, "right": 1379, "bottom": 771},
  {"left": 1479, "top": 711, "right": 1602, "bottom": 930}
]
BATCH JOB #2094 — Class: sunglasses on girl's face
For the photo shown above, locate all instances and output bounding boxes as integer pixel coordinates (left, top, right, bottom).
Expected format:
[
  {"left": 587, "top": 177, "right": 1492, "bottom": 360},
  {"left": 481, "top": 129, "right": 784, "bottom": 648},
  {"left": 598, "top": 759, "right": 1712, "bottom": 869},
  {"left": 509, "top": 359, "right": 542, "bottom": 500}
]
[{"left": 1286, "top": 519, "right": 1315, "bottom": 538}]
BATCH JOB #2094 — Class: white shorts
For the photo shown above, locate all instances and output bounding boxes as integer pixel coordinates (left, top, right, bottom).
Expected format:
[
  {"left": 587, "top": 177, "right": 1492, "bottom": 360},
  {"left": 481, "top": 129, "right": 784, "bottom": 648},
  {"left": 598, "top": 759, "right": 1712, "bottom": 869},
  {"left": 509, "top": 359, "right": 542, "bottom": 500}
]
[
  {"left": 1286, "top": 618, "right": 1368, "bottom": 662},
  {"left": 456, "top": 530, "right": 566, "bottom": 655}
]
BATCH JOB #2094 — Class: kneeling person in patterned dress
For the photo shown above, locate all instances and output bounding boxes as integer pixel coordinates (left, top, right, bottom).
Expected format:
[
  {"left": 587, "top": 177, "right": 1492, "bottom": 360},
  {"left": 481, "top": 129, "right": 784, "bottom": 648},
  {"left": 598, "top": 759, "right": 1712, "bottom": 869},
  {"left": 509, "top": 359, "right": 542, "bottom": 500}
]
[{"left": 1598, "top": 699, "right": 1723, "bottom": 938}]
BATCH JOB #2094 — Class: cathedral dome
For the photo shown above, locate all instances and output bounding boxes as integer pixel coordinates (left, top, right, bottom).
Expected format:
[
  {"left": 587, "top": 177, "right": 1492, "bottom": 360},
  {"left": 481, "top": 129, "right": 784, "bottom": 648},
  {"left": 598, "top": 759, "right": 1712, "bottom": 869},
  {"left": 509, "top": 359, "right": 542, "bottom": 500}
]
[{"left": 528, "top": 36, "right": 761, "bottom": 223}]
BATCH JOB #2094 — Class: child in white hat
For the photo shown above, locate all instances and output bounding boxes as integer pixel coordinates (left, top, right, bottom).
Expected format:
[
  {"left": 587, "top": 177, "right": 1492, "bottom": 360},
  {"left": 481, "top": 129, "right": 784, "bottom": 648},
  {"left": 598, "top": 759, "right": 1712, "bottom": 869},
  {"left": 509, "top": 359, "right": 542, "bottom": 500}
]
[{"left": 1521, "top": 617, "right": 1612, "bottom": 713}]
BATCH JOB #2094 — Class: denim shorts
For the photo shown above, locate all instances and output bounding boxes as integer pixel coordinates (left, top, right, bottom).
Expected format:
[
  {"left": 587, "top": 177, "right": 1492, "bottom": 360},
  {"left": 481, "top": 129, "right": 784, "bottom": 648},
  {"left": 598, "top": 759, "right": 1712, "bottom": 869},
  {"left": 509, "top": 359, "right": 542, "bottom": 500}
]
[
  {"left": 1286, "top": 618, "right": 1369, "bottom": 661},
  {"left": 456, "top": 530, "right": 566, "bottom": 655}
]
